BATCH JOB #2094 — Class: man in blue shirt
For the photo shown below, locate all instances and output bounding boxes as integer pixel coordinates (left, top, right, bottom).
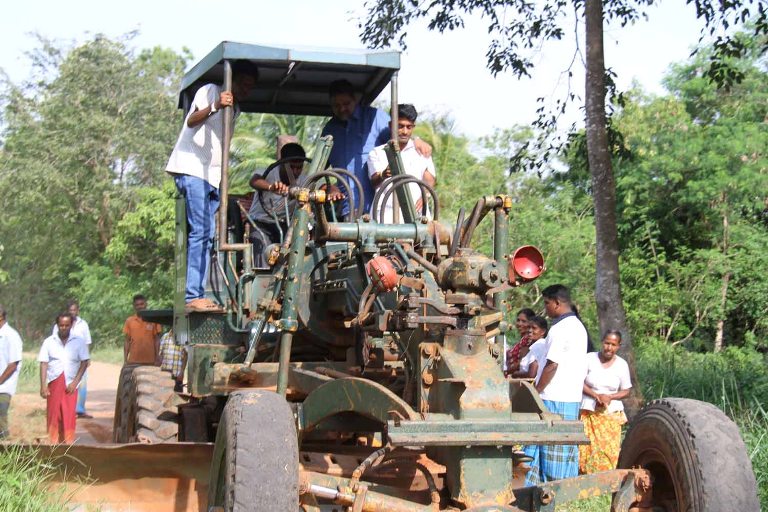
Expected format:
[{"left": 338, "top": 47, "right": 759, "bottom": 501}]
[{"left": 321, "top": 79, "right": 431, "bottom": 214}]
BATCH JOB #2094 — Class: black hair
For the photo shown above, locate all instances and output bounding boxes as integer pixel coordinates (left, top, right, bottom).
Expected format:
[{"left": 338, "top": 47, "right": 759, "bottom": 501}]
[
  {"left": 280, "top": 142, "right": 306, "bottom": 160},
  {"left": 529, "top": 315, "right": 549, "bottom": 336},
  {"left": 329, "top": 79, "right": 355, "bottom": 98},
  {"left": 232, "top": 60, "right": 260, "bottom": 80},
  {"left": 56, "top": 312, "right": 74, "bottom": 325},
  {"left": 398, "top": 104, "right": 418, "bottom": 123},
  {"left": 66, "top": 299, "right": 79, "bottom": 309},
  {"left": 517, "top": 308, "right": 536, "bottom": 320},
  {"left": 603, "top": 329, "right": 623, "bottom": 342},
  {"left": 133, "top": 294, "right": 146, "bottom": 303},
  {"left": 541, "top": 284, "right": 571, "bottom": 304},
  {"left": 0, "top": 305, "right": 5, "bottom": 320}
]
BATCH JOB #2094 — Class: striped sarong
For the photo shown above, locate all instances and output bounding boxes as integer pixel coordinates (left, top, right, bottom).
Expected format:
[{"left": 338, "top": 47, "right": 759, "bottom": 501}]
[{"left": 523, "top": 400, "right": 580, "bottom": 486}]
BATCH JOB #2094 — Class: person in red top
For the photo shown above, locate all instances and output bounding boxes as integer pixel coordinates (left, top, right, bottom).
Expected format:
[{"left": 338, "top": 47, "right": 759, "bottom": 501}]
[
  {"left": 504, "top": 308, "right": 535, "bottom": 376},
  {"left": 122, "top": 294, "right": 162, "bottom": 365}
]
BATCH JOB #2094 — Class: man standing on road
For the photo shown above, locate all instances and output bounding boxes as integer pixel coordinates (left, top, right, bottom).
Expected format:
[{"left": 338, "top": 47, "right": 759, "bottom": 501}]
[
  {"left": 0, "top": 305, "right": 23, "bottom": 439},
  {"left": 166, "top": 61, "right": 259, "bottom": 313},
  {"left": 367, "top": 104, "right": 436, "bottom": 222},
  {"left": 321, "top": 80, "right": 432, "bottom": 214},
  {"left": 53, "top": 300, "right": 92, "bottom": 419},
  {"left": 39, "top": 313, "right": 90, "bottom": 444},
  {"left": 123, "top": 294, "right": 162, "bottom": 365},
  {"left": 524, "top": 284, "right": 588, "bottom": 485}
]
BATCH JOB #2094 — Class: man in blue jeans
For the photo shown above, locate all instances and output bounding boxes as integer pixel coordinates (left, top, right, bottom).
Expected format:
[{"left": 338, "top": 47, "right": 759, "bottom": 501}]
[{"left": 166, "top": 62, "right": 259, "bottom": 313}]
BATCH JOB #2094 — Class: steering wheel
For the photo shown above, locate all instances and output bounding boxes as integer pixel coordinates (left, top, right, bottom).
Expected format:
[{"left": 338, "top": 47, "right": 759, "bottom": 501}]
[{"left": 254, "top": 156, "right": 312, "bottom": 220}]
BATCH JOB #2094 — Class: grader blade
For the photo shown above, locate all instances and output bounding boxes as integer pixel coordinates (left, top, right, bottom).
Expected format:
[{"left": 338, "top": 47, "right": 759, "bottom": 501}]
[{"left": 32, "top": 443, "right": 212, "bottom": 511}]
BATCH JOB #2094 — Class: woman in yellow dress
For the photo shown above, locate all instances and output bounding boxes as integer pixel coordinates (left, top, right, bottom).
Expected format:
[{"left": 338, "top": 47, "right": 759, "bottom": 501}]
[{"left": 579, "top": 330, "right": 632, "bottom": 474}]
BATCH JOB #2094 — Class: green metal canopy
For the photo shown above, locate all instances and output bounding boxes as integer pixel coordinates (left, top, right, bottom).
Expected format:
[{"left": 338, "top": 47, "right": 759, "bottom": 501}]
[{"left": 178, "top": 41, "right": 401, "bottom": 116}]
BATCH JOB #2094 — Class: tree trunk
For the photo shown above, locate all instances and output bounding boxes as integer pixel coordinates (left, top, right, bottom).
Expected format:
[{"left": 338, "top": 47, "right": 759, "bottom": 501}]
[
  {"left": 714, "top": 208, "right": 730, "bottom": 352},
  {"left": 584, "top": 0, "right": 643, "bottom": 415}
]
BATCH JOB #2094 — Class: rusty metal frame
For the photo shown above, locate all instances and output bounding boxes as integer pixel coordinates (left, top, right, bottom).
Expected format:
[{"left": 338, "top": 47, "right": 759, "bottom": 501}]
[
  {"left": 512, "top": 468, "right": 652, "bottom": 512},
  {"left": 298, "top": 377, "right": 419, "bottom": 434}
]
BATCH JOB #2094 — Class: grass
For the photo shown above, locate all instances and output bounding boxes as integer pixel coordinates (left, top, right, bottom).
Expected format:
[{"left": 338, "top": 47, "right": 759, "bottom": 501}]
[
  {"left": 17, "top": 354, "right": 40, "bottom": 394},
  {"left": 88, "top": 344, "right": 124, "bottom": 365},
  {"left": 0, "top": 445, "right": 71, "bottom": 512},
  {"left": 636, "top": 341, "right": 768, "bottom": 511}
]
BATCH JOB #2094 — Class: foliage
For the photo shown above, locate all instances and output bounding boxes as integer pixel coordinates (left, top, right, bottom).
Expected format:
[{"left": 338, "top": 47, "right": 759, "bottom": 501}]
[
  {"left": 636, "top": 341, "right": 768, "bottom": 509},
  {"left": 15, "top": 355, "right": 40, "bottom": 394},
  {"left": 0, "top": 35, "right": 187, "bottom": 343},
  {"left": 0, "top": 446, "right": 70, "bottom": 512}
]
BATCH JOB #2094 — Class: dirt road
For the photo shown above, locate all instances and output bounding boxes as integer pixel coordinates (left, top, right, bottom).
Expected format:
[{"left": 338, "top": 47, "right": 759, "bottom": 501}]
[
  {"left": 9, "top": 360, "right": 121, "bottom": 444},
  {"left": 74, "top": 360, "right": 120, "bottom": 443}
]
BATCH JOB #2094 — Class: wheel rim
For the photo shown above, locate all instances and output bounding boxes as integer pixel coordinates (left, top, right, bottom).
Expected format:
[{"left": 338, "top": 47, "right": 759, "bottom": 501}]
[{"left": 631, "top": 446, "right": 681, "bottom": 511}]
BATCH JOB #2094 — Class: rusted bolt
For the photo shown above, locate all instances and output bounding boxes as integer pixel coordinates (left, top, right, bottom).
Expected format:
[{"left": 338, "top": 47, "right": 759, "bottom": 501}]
[
  {"left": 422, "top": 370, "right": 434, "bottom": 386},
  {"left": 540, "top": 491, "right": 553, "bottom": 505}
]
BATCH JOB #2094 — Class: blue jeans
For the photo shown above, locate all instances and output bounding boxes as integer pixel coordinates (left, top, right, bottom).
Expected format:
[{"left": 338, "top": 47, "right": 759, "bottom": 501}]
[
  {"left": 174, "top": 175, "right": 220, "bottom": 302},
  {"left": 76, "top": 371, "right": 88, "bottom": 415}
]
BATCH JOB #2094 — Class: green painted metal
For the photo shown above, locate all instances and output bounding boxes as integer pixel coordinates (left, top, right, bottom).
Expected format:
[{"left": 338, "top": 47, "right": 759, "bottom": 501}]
[
  {"left": 325, "top": 220, "right": 433, "bottom": 243},
  {"left": 187, "top": 344, "right": 243, "bottom": 397},
  {"left": 299, "top": 377, "right": 418, "bottom": 434},
  {"left": 384, "top": 141, "right": 417, "bottom": 223},
  {"left": 276, "top": 207, "right": 311, "bottom": 395},
  {"left": 512, "top": 469, "right": 649, "bottom": 512},
  {"left": 387, "top": 418, "right": 588, "bottom": 446},
  {"left": 420, "top": 329, "right": 516, "bottom": 507},
  {"left": 493, "top": 204, "right": 510, "bottom": 346}
]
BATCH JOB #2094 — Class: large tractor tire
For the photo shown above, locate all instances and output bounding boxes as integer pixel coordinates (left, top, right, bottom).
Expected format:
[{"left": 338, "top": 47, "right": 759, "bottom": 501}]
[
  {"left": 113, "top": 365, "right": 179, "bottom": 443},
  {"left": 618, "top": 398, "right": 759, "bottom": 512},
  {"left": 130, "top": 366, "right": 179, "bottom": 443},
  {"left": 112, "top": 364, "right": 139, "bottom": 442},
  {"left": 208, "top": 390, "right": 299, "bottom": 512}
]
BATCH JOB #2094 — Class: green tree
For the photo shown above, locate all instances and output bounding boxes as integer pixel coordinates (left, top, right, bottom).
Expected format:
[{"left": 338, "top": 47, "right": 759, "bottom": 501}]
[
  {"left": 0, "top": 35, "right": 187, "bottom": 341},
  {"left": 360, "top": 0, "right": 768, "bottom": 412},
  {"left": 610, "top": 40, "right": 768, "bottom": 351}
]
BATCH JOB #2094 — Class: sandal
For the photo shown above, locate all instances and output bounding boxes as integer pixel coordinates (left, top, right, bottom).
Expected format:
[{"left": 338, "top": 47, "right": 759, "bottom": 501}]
[{"left": 184, "top": 298, "right": 225, "bottom": 313}]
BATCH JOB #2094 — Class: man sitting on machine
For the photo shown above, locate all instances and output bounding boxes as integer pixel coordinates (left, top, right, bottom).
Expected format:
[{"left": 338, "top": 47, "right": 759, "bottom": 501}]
[{"left": 247, "top": 142, "right": 344, "bottom": 266}]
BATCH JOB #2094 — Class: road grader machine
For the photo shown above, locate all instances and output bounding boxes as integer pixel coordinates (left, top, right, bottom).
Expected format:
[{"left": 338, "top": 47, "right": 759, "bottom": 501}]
[{"left": 29, "top": 42, "right": 759, "bottom": 512}]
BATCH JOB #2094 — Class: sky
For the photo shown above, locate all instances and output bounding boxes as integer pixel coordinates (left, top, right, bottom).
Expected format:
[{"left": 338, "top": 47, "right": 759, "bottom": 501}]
[{"left": 0, "top": 0, "right": 704, "bottom": 138}]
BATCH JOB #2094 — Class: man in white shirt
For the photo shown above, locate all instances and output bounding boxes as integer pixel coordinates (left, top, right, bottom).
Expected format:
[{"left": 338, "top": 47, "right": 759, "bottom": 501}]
[
  {"left": 525, "top": 284, "right": 588, "bottom": 486},
  {"left": 39, "top": 313, "right": 90, "bottom": 443},
  {"left": 0, "top": 305, "right": 23, "bottom": 439},
  {"left": 53, "top": 300, "right": 92, "bottom": 419},
  {"left": 166, "top": 61, "right": 259, "bottom": 313},
  {"left": 367, "top": 104, "right": 436, "bottom": 223}
]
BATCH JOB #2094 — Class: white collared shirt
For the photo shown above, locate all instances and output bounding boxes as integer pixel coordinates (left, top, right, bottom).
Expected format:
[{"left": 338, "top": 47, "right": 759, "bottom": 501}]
[
  {"left": 538, "top": 315, "right": 588, "bottom": 403},
  {"left": 53, "top": 316, "right": 92, "bottom": 345},
  {"left": 0, "top": 323, "right": 23, "bottom": 395},
  {"left": 165, "top": 83, "right": 240, "bottom": 189},
  {"left": 367, "top": 139, "right": 436, "bottom": 223},
  {"left": 37, "top": 334, "right": 90, "bottom": 385}
]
